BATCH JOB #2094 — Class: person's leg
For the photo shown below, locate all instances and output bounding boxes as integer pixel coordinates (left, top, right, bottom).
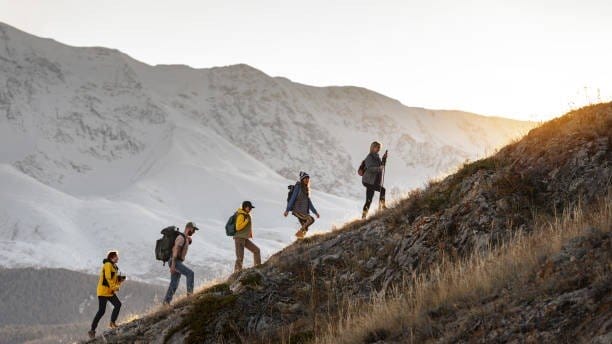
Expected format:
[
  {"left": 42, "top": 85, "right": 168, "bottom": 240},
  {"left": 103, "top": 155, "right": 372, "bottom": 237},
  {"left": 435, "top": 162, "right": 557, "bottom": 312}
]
[
  {"left": 234, "top": 238, "right": 246, "bottom": 272},
  {"left": 244, "top": 239, "right": 261, "bottom": 266},
  {"left": 362, "top": 184, "right": 375, "bottom": 218},
  {"left": 163, "top": 260, "right": 181, "bottom": 304},
  {"left": 293, "top": 213, "right": 307, "bottom": 229},
  {"left": 292, "top": 212, "right": 309, "bottom": 237},
  {"left": 378, "top": 186, "right": 387, "bottom": 210},
  {"left": 174, "top": 260, "right": 194, "bottom": 294},
  {"left": 109, "top": 294, "right": 122, "bottom": 325},
  {"left": 302, "top": 215, "right": 315, "bottom": 232},
  {"left": 90, "top": 296, "right": 108, "bottom": 331}
]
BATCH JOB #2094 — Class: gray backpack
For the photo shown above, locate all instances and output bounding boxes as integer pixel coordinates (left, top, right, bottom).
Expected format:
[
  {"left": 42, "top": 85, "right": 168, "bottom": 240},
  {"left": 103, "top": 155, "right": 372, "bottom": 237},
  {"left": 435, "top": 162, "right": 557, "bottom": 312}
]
[{"left": 225, "top": 213, "right": 237, "bottom": 236}]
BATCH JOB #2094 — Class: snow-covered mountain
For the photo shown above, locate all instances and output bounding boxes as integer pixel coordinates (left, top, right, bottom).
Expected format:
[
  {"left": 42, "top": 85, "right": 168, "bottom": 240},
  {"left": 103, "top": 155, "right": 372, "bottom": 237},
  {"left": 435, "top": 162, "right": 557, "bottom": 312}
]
[{"left": 0, "top": 22, "right": 534, "bottom": 284}]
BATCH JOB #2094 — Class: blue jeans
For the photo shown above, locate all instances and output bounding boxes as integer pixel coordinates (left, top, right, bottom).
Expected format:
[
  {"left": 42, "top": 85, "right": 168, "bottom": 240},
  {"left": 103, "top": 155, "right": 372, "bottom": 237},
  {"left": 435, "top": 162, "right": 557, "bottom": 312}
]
[{"left": 163, "top": 258, "right": 194, "bottom": 304}]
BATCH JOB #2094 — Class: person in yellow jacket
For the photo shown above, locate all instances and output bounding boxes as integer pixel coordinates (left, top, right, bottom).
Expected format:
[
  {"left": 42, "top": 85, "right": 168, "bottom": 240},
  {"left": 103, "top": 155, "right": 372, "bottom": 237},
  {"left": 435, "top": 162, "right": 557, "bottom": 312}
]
[
  {"left": 233, "top": 201, "right": 261, "bottom": 272},
  {"left": 88, "top": 251, "right": 124, "bottom": 339}
]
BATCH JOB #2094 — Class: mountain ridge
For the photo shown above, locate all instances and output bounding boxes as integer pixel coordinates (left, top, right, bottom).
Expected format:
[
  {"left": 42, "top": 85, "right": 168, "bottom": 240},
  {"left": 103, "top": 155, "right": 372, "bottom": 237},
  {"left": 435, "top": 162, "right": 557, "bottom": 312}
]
[{"left": 1, "top": 21, "right": 533, "bottom": 286}]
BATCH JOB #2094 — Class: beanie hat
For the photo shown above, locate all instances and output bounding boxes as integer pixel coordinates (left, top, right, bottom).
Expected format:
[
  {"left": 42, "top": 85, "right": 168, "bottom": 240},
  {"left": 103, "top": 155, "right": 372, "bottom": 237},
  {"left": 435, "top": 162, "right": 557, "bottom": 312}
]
[{"left": 299, "top": 171, "right": 310, "bottom": 181}]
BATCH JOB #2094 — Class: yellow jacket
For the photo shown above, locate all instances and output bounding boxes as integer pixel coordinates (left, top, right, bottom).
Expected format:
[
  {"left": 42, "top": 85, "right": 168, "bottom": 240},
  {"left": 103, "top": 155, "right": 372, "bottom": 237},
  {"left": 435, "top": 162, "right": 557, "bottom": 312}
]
[
  {"left": 234, "top": 208, "right": 253, "bottom": 239},
  {"left": 96, "top": 260, "right": 120, "bottom": 297}
]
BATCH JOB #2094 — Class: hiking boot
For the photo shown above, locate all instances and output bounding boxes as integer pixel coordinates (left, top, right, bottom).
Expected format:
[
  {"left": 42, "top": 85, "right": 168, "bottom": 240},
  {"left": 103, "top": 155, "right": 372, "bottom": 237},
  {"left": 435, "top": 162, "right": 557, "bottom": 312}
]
[
  {"left": 109, "top": 321, "right": 118, "bottom": 329},
  {"left": 295, "top": 229, "right": 306, "bottom": 238},
  {"left": 378, "top": 199, "right": 387, "bottom": 211},
  {"left": 88, "top": 330, "right": 95, "bottom": 339},
  {"left": 361, "top": 210, "right": 368, "bottom": 219}
]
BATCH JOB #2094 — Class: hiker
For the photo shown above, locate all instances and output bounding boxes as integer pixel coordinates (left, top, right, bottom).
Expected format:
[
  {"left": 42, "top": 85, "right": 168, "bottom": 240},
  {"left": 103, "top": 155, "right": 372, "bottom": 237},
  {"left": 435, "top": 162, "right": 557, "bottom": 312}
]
[
  {"left": 88, "top": 250, "right": 124, "bottom": 339},
  {"left": 163, "top": 222, "right": 198, "bottom": 305},
  {"left": 233, "top": 201, "right": 261, "bottom": 272},
  {"left": 361, "top": 141, "right": 388, "bottom": 219},
  {"left": 284, "top": 171, "right": 320, "bottom": 238}
]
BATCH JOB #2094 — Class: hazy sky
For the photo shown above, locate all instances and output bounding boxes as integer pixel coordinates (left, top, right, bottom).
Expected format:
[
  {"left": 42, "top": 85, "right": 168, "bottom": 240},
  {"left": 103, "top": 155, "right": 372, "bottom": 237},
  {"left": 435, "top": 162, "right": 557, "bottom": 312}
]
[{"left": 1, "top": 0, "right": 611, "bottom": 120}]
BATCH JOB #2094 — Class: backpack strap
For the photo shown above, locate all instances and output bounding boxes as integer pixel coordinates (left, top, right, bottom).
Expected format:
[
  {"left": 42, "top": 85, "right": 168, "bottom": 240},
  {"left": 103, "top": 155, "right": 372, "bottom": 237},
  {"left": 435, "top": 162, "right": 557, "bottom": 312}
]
[
  {"left": 175, "top": 232, "right": 188, "bottom": 260},
  {"left": 101, "top": 265, "right": 109, "bottom": 287}
]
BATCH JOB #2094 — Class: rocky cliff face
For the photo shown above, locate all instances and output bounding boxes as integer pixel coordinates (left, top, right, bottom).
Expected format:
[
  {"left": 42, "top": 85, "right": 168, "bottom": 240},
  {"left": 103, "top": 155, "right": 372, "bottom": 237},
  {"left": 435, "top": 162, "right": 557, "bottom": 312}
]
[{"left": 86, "top": 105, "right": 610, "bottom": 343}]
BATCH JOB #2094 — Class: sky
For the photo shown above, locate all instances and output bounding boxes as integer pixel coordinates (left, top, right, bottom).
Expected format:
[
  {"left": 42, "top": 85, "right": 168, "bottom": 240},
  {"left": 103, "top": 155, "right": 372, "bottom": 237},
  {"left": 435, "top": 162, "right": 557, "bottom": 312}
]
[{"left": 1, "top": 0, "right": 611, "bottom": 120}]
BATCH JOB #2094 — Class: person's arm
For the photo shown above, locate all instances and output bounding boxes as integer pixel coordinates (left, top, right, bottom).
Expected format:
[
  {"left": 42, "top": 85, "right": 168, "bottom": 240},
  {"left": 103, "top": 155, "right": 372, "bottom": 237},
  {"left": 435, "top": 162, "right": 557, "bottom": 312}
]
[
  {"left": 308, "top": 199, "right": 319, "bottom": 217},
  {"left": 104, "top": 263, "right": 120, "bottom": 292},
  {"left": 235, "top": 213, "right": 250, "bottom": 231},
  {"left": 286, "top": 185, "right": 299, "bottom": 212},
  {"left": 171, "top": 236, "right": 183, "bottom": 271}
]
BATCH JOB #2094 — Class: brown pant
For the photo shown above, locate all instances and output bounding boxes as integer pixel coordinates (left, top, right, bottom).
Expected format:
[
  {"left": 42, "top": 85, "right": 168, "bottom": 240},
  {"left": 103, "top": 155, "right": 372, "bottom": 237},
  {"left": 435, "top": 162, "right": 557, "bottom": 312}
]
[
  {"left": 293, "top": 212, "right": 315, "bottom": 231},
  {"left": 234, "top": 238, "right": 261, "bottom": 272}
]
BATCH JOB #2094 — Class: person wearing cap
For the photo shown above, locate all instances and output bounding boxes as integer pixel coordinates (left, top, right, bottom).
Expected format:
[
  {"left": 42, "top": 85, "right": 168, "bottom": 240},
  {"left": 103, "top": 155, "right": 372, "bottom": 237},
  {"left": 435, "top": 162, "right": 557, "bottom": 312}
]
[
  {"left": 163, "top": 222, "right": 198, "bottom": 304},
  {"left": 284, "top": 171, "right": 320, "bottom": 238},
  {"left": 233, "top": 201, "right": 261, "bottom": 272},
  {"left": 88, "top": 250, "right": 123, "bottom": 339}
]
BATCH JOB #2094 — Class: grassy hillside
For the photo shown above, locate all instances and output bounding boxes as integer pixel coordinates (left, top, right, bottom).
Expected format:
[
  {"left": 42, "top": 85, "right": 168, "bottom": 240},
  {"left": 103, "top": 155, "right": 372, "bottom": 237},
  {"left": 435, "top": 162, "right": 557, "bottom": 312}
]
[
  {"left": 318, "top": 195, "right": 610, "bottom": 343},
  {"left": 87, "top": 103, "right": 611, "bottom": 344}
]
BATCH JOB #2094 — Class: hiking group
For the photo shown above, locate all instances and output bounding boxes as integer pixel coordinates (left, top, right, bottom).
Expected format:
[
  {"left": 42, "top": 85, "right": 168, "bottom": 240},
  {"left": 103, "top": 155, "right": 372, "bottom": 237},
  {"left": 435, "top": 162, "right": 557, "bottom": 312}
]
[{"left": 88, "top": 141, "right": 388, "bottom": 339}]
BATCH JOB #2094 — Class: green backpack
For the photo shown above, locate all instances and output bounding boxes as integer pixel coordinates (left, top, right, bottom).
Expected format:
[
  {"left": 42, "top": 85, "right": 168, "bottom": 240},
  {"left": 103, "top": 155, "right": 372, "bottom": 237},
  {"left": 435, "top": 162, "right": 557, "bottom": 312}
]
[{"left": 225, "top": 212, "right": 237, "bottom": 236}]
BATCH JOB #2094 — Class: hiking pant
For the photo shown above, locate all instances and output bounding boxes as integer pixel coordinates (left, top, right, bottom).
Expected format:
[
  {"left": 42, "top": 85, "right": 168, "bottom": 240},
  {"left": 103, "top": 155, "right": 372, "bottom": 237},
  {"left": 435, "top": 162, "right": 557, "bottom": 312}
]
[
  {"left": 234, "top": 237, "right": 261, "bottom": 272},
  {"left": 363, "top": 182, "right": 386, "bottom": 211},
  {"left": 90, "top": 294, "right": 121, "bottom": 331},
  {"left": 163, "top": 258, "right": 194, "bottom": 304},
  {"left": 293, "top": 212, "right": 315, "bottom": 231}
]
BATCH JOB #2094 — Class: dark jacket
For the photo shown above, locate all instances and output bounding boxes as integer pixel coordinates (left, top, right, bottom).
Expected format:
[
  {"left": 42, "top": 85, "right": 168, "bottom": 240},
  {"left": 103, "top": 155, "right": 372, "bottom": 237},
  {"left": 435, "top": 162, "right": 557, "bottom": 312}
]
[{"left": 362, "top": 152, "right": 383, "bottom": 186}]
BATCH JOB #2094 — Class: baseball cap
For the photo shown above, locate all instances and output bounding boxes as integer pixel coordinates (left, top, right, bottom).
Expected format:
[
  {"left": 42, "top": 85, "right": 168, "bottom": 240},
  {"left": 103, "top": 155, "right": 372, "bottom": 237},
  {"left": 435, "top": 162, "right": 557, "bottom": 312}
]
[
  {"left": 242, "top": 201, "right": 255, "bottom": 209},
  {"left": 186, "top": 222, "right": 199, "bottom": 231}
]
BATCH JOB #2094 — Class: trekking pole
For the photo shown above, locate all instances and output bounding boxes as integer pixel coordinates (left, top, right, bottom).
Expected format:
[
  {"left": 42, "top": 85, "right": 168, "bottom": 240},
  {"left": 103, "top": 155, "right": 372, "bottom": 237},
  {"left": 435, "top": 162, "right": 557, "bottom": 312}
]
[
  {"left": 378, "top": 150, "right": 388, "bottom": 212},
  {"left": 381, "top": 150, "right": 388, "bottom": 188}
]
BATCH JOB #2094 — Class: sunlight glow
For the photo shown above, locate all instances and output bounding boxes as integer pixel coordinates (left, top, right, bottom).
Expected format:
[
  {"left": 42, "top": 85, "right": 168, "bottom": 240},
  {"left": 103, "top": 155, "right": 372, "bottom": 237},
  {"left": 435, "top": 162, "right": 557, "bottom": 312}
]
[{"left": 1, "top": 0, "right": 610, "bottom": 120}]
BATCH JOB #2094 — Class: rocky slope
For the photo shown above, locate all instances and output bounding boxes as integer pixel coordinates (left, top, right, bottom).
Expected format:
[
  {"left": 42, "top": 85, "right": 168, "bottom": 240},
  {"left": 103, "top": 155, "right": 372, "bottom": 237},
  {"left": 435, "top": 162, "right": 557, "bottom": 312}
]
[
  {"left": 85, "top": 104, "right": 610, "bottom": 343},
  {"left": 429, "top": 227, "right": 611, "bottom": 343}
]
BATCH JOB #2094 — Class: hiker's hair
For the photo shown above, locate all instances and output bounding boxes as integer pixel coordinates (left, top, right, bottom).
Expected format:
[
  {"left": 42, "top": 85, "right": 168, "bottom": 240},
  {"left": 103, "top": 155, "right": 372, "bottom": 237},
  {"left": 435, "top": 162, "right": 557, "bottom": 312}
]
[
  {"left": 107, "top": 251, "right": 118, "bottom": 260},
  {"left": 370, "top": 141, "right": 381, "bottom": 152},
  {"left": 300, "top": 177, "right": 310, "bottom": 195}
]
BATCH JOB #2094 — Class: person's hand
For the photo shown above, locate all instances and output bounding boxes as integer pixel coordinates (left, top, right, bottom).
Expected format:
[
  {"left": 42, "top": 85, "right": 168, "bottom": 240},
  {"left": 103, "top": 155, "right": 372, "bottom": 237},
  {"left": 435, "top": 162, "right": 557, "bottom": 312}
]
[
  {"left": 316, "top": 213, "right": 320, "bottom": 219},
  {"left": 170, "top": 266, "right": 177, "bottom": 274},
  {"left": 283, "top": 211, "right": 288, "bottom": 217}
]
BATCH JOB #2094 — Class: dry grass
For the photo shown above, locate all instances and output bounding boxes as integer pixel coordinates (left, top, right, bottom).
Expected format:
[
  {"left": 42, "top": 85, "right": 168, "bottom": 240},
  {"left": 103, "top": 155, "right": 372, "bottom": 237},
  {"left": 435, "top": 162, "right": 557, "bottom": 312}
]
[
  {"left": 123, "top": 277, "right": 227, "bottom": 324},
  {"left": 316, "top": 195, "right": 611, "bottom": 344}
]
